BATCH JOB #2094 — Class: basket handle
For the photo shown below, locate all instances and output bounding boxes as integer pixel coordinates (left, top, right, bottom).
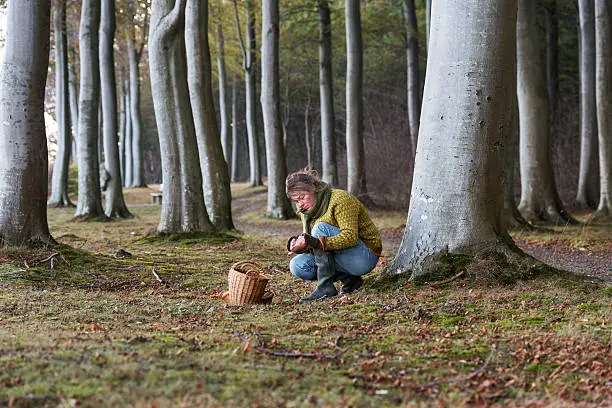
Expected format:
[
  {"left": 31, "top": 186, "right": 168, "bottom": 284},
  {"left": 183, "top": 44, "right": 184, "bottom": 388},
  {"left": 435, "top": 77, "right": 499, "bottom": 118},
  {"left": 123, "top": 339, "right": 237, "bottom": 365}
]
[{"left": 231, "top": 261, "right": 266, "bottom": 275}]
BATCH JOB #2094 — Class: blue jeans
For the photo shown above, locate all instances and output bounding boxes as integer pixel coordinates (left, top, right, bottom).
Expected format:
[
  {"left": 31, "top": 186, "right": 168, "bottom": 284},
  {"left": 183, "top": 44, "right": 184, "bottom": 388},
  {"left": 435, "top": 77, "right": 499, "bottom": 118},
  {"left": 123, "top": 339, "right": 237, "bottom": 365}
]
[{"left": 290, "top": 223, "right": 379, "bottom": 281}]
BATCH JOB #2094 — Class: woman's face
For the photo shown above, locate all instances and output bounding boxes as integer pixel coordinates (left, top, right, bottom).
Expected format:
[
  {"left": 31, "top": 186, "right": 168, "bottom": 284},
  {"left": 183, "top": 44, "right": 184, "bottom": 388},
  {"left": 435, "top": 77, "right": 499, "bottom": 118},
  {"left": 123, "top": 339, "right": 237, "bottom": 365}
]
[{"left": 289, "top": 189, "right": 316, "bottom": 211}]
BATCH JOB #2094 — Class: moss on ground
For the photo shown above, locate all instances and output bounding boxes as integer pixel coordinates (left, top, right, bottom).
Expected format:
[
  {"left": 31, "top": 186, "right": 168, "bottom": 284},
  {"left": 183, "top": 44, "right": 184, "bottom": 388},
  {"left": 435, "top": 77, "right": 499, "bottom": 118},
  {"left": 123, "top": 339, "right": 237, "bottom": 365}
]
[{"left": 0, "top": 201, "right": 610, "bottom": 407}]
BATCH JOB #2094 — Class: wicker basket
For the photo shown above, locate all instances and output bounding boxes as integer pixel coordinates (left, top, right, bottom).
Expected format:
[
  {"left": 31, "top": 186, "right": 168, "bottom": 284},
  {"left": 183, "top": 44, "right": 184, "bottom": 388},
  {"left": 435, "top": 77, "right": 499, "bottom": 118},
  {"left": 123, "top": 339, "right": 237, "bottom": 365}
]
[{"left": 228, "top": 261, "right": 270, "bottom": 305}]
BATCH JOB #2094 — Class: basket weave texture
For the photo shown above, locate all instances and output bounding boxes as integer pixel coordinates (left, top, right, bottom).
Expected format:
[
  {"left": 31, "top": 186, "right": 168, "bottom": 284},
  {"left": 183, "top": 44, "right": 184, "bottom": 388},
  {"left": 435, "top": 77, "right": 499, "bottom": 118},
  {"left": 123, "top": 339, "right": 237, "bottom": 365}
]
[{"left": 228, "top": 261, "right": 271, "bottom": 305}]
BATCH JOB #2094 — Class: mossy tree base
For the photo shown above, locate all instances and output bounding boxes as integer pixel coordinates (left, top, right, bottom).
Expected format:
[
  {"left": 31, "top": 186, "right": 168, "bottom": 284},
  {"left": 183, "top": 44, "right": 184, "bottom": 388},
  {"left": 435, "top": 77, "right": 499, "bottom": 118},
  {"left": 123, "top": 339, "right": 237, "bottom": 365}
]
[{"left": 383, "top": 243, "right": 605, "bottom": 287}]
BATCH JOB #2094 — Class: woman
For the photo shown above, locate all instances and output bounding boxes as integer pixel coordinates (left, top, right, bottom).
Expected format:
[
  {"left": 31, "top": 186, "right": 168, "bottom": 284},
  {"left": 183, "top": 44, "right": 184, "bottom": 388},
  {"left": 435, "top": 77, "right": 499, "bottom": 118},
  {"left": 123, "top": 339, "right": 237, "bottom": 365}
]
[{"left": 286, "top": 171, "right": 382, "bottom": 302}]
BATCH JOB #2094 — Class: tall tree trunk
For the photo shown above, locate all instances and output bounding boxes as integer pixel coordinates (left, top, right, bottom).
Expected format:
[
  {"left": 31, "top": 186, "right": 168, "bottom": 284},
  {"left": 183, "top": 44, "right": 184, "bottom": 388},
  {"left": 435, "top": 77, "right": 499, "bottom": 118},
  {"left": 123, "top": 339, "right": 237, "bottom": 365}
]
[
  {"left": 127, "top": 31, "right": 145, "bottom": 188},
  {"left": 216, "top": 23, "right": 232, "bottom": 171},
  {"left": 318, "top": 0, "right": 337, "bottom": 185},
  {"left": 402, "top": 0, "right": 421, "bottom": 156},
  {"left": 594, "top": 0, "right": 612, "bottom": 215},
  {"left": 345, "top": 0, "right": 366, "bottom": 197},
  {"left": 100, "top": 0, "right": 131, "bottom": 218},
  {"left": 261, "top": 0, "right": 292, "bottom": 219},
  {"left": 389, "top": 0, "right": 519, "bottom": 278},
  {"left": 68, "top": 55, "right": 79, "bottom": 162},
  {"left": 185, "top": 0, "right": 234, "bottom": 229},
  {"left": 577, "top": 0, "right": 600, "bottom": 208},
  {"left": 119, "top": 74, "right": 126, "bottom": 186},
  {"left": 231, "top": 79, "right": 239, "bottom": 182},
  {"left": 545, "top": 0, "right": 559, "bottom": 143},
  {"left": 516, "top": 0, "right": 574, "bottom": 225},
  {"left": 49, "top": 0, "right": 74, "bottom": 208},
  {"left": 245, "top": 0, "right": 262, "bottom": 186},
  {"left": 149, "top": 0, "right": 212, "bottom": 234},
  {"left": 75, "top": 0, "right": 104, "bottom": 218},
  {"left": 0, "top": 0, "right": 53, "bottom": 246},
  {"left": 123, "top": 77, "right": 133, "bottom": 188}
]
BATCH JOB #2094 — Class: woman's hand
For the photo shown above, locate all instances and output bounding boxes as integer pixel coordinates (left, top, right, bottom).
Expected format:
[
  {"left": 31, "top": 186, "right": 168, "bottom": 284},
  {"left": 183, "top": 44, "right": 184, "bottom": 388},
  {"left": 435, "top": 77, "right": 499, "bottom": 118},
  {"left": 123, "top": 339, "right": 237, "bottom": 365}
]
[{"left": 287, "top": 235, "right": 308, "bottom": 253}]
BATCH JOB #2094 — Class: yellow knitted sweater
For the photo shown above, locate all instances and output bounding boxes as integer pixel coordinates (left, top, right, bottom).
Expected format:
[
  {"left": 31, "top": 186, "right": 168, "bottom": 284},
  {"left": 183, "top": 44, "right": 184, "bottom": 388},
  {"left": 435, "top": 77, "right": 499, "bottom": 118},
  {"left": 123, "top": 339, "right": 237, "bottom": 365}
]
[{"left": 302, "top": 189, "right": 382, "bottom": 255}]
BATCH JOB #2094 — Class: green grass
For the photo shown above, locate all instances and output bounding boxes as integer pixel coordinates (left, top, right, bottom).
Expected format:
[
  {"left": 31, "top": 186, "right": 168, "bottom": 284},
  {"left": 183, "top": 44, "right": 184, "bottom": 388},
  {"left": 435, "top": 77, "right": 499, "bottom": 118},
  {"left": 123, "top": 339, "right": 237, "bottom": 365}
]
[{"left": 0, "top": 192, "right": 610, "bottom": 407}]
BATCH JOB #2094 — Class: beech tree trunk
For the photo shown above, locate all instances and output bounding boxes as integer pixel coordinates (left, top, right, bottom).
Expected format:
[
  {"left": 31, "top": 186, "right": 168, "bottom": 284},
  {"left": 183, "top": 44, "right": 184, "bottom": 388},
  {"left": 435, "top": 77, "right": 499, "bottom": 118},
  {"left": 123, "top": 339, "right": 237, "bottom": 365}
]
[
  {"left": 594, "top": 0, "right": 612, "bottom": 215},
  {"left": 119, "top": 75, "right": 126, "bottom": 186},
  {"left": 577, "top": 0, "right": 600, "bottom": 208},
  {"left": 345, "top": 0, "right": 366, "bottom": 197},
  {"left": 516, "top": 0, "right": 574, "bottom": 225},
  {"left": 231, "top": 79, "right": 239, "bottom": 182},
  {"left": 149, "top": 0, "right": 212, "bottom": 234},
  {"left": 318, "top": 0, "right": 337, "bottom": 185},
  {"left": 123, "top": 77, "right": 133, "bottom": 188},
  {"left": 100, "top": 0, "right": 131, "bottom": 218},
  {"left": 0, "top": 0, "right": 53, "bottom": 246},
  {"left": 75, "top": 0, "right": 104, "bottom": 218},
  {"left": 216, "top": 23, "right": 231, "bottom": 171},
  {"left": 127, "top": 31, "right": 145, "bottom": 188},
  {"left": 402, "top": 0, "right": 421, "bottom": 155},
  {"left": 389, "top": 0, "right": 519, "bottom": 277},
  {"left": 68, "top": 55, "right": 79, "bottom": 161},
  {"left": 261, "top": 0, "right": 292, "bottom": 219},
  {"left": 49, "top": 0, "right": 74, "bottom": 208},
  {"left": 545, "top": 0, "right": 559, "bottom": 143},
  {"left": 245, "top": 0, "right": 262, "bottom": 186},
  {"left": 185, "top": 0, "right": 234, "bottom": 229}
]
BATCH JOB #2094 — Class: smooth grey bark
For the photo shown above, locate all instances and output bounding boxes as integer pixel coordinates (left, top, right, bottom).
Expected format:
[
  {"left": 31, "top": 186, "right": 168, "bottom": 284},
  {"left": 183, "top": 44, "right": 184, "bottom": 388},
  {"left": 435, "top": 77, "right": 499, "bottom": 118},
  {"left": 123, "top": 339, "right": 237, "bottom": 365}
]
[
  {"left": 127, "top": 31, "right": 145, "bottom": 188},
  {"left": 75, "top": 0, "right": 104, "bottom": 218},
  {"left": 594, "top": 0, "right": 612, "bottom": 215},
  {"left": 49, "top": 0, "right": 74, "bottom": 208},
  {"left": 345, "top": 0, "right": 366, "bottom": 196},
  {"left": 402, "top": 0, "right": 421, "bottom": 155},
  {"left": 233, "top": 0, "right": 262, "bottom": 186},
  {"left": 502, "top": 101, "right": 533, "bottom": 230},
  {"left": 68, "top": 55, "right": 79, "bottom": 161},
  {"left": 231, "top": 79, "right": 239, "bottom": 182},
  {"left": 100, "top": 0, "right": 131, "bottom": 218},
  {"left": 185, "top": 0, "right": 234, "bottom": 229},
  {"left": 0, "top": 0, "right": 53, "bottom": 246},
  {"left": 517, "top": 0, "right": 574, "bottom": 225},
  {"left": 261, "top": 0, "right": 292, "bottom": 219},
  {"left": 149, "top": 0, "right": 212, "bottom": 234},
  {"left": 123, "top": 77, "right": 133, "bottom": 188},
  {"left": 577, "top": 0, "right": 600, "bottom": 208},
  {"left": 216, "top": 23, "right": 231, "bottom": 171},
  {"left": 389, "top": 0, "right": 518, "bottom": 277},
  {"left": 119, "top": 75, "right": 126, "bottom": 186},
  {"left": 318, "top": 0, "right": 337, "bottom": 185},
  {"left": 545, "top": 0, "right": 559, "bottom": 143}
]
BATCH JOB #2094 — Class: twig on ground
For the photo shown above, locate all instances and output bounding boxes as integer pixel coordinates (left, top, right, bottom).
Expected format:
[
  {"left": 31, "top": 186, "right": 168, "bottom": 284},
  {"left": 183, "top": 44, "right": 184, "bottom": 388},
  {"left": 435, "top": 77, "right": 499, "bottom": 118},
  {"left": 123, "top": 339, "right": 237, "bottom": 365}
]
[
  {"left": 24, "top": 252, "right": 61, "bottom": 269},
  {"left": 55, "top": 233, "right": 86, "bottom": 241},
  {"left": 152, "top": 268, "right": 162, "bottom": 282},
  {"left": 426, "top": 270, "right": 465, "bottom": 287},
  {"left": 354, "top": 344, "right": 497, "bottom": 391},
  {"left": 233, "top": 330, "right": 349, "bottom": 360},
  {"left": 405, "top": 344, "right": 496, "bottom": 389}
]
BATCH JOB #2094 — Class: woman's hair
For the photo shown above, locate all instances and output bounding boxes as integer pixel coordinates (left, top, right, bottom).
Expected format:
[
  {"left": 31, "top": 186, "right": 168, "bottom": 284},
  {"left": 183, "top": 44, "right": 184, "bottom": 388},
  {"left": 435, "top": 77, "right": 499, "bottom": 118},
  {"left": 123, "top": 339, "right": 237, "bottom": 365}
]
[{"left": 285, "top": 170, "right": 321, "bottom": 196}]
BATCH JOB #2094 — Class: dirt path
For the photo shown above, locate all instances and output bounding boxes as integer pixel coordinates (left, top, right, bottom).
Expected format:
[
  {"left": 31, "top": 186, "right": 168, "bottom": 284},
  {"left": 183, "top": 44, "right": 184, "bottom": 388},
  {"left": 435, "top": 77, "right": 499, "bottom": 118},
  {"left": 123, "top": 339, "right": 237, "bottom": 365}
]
[{"left": 232, "top": 189, "right": 611, "bottom": 282}]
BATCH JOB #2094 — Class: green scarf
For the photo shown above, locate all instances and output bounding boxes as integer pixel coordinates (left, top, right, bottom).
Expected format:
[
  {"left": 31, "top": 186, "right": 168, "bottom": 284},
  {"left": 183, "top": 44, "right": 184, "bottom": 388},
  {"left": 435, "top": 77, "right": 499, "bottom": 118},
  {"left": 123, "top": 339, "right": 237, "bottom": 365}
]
[{"left": 299, "top": 182, "right": 332, "bottom": 233}]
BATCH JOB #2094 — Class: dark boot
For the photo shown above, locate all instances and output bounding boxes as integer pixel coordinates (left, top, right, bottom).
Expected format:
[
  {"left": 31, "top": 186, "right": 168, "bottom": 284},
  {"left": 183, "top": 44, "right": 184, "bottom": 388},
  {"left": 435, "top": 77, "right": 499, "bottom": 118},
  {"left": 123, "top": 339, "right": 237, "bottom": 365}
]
[
  {"left": 338, "top": 274, "right": 363, "bottom": 295},
  {"left": 299, "top": 249, "right": 338, "bottom": 302}
]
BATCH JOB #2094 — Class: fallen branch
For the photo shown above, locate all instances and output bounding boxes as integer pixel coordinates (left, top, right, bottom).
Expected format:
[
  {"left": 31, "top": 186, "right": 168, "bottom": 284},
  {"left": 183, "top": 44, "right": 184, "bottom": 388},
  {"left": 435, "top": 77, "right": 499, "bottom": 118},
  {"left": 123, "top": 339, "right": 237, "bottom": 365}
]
[
  {"left": 24, "top": 252, "right": 61, "bottom": 269},
  {"left": 232, "top": 330, "right": 349, "bottom": 360},
  {"left": 152, "top": 268, "right": 162, "bottom": 283},
  {"left": 426, "top": 270, "right": 465, "bottom": 287},
  {"left": 355, "top": 344, "right": 497, "bottom": 391}
]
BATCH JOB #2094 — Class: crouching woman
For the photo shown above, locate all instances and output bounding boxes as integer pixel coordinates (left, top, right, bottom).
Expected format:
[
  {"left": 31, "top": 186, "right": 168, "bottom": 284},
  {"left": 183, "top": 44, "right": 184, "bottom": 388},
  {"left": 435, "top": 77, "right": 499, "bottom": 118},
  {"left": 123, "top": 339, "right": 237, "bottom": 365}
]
[{"left": 286, "top": 171, "right": 382, "bottom": 302}]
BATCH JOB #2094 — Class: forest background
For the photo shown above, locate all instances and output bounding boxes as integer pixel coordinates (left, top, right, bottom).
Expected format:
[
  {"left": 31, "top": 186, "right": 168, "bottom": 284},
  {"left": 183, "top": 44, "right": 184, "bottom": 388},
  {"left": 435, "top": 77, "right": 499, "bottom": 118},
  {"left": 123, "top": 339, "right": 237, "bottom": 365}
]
[{"left": 0, "top": 0, "right": 583, "bottom": 210}]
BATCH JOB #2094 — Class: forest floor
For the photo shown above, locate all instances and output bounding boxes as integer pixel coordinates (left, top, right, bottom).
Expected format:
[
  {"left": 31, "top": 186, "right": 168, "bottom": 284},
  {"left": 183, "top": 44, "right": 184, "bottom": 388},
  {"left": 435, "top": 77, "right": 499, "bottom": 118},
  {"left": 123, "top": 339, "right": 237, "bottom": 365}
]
[{"left": 0, "top": 184, "right": 610, "bottom": 407}]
